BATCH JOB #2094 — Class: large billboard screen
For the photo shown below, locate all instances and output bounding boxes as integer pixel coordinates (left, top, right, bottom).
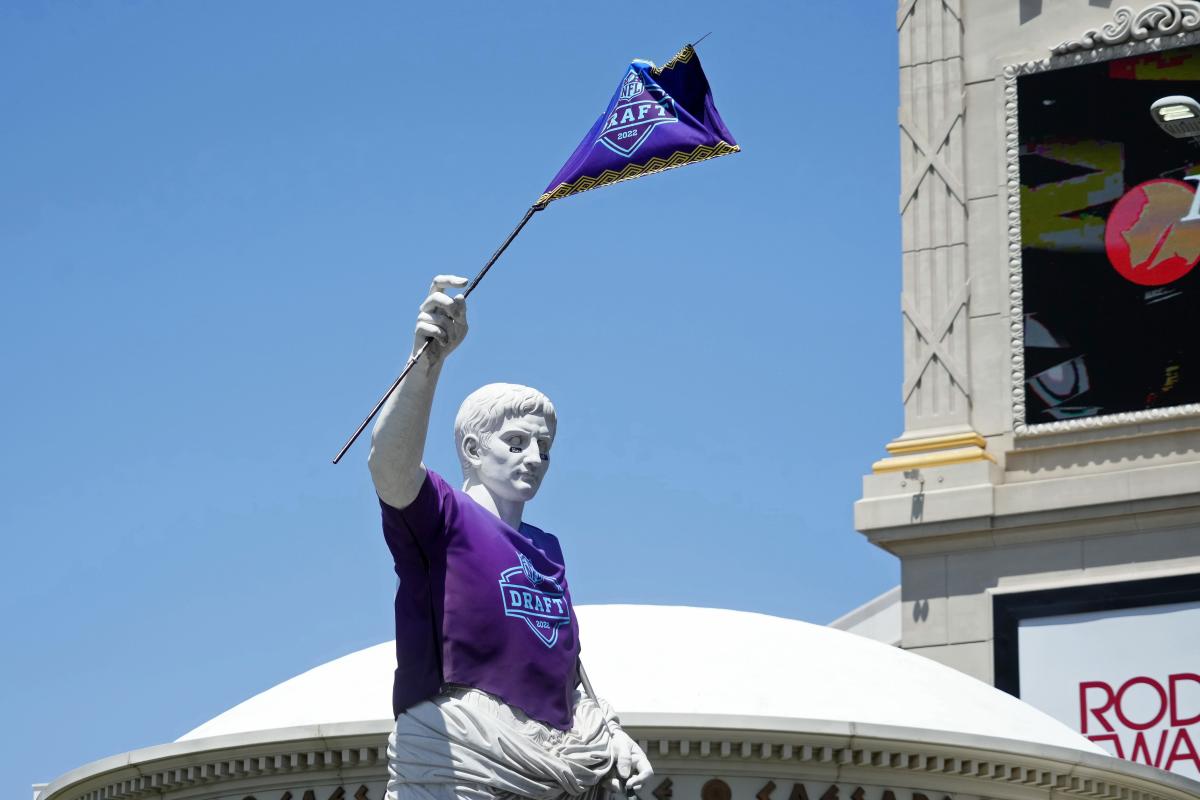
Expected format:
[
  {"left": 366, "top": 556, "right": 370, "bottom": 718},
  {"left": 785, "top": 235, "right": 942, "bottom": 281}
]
[
  {"left": 1018, "top": 46, "right": 1200, "bottom": 423},
  {"left": 994, "top": 577, "right": 1200, "bottom": 779}
]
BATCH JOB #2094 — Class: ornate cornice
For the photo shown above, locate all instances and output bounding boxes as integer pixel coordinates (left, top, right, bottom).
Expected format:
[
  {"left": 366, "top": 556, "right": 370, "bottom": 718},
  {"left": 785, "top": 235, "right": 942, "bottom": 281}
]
[
  {"left": 35, "top": 720, "right": 1200, "bottom": 800},
  {"left": 1053, "top": 1, "right": 1200, "bottom": 55}
]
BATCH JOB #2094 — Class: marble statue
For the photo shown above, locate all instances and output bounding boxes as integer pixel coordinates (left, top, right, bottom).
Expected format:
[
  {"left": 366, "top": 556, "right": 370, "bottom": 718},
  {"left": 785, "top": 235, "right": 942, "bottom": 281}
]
[{"left": 369, "top": 275, "right": 654, "bottom": 800}]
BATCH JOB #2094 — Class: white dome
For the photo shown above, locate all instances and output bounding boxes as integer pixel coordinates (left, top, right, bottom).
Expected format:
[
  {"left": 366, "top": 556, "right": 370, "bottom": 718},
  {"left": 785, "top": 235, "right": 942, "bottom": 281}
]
[{"left": 179, "top": 605, "right": 1104, "bottom": 755}]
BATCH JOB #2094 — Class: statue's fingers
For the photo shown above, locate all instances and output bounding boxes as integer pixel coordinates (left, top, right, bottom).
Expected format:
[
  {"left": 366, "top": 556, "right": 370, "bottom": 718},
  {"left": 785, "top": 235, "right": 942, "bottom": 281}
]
[
  {"left": 430, "top": 275, "right": 469, "bottom": 293},
  {"left": 617, "top": 746, "right": 632, "bottom": 779},
  {"left": 415, "top": 320, "right": 447, "bottom": 343},
  {"left": 420, "top": 292, "right": 456, "bottom": 313},
  {"left": 627, "top": 747, "right": 652, "bottom": 788},
  {"left": 631, "top": 756, "right": 653, "bottom": 788},
  {"left": 418, "top": 308, "right": 456, "bottom": 328},
  {"left": 436, "top": 295, "right": 467, "bottom": 324},
  {"left": 441, "top": 313, "right": 467, "bottom": 339}
]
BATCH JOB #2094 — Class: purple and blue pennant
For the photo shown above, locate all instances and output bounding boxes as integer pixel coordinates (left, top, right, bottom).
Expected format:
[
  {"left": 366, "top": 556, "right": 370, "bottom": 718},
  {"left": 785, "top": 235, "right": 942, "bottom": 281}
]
[
  {"left": 537, "top": 44, "right": 740, "bottom": 206},
  {"left": 331, "top": 43, "right": 739, "bottom": 465}
]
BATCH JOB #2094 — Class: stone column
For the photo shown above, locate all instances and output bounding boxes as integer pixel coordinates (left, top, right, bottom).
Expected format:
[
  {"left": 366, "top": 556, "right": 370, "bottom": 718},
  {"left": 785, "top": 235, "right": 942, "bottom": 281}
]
[{"left": 875, "top": 0, "right": 991, "bottom": 473}]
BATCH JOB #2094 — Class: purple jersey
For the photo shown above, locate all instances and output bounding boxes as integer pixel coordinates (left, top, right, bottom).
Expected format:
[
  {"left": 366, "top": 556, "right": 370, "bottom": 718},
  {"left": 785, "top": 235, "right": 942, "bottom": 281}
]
[{"left": 380, "top": 469, "right": 580, "bottom": 730}]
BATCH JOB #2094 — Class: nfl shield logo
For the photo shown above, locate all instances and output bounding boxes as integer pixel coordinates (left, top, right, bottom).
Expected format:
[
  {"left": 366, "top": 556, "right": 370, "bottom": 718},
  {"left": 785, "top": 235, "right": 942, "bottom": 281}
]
[{"left": 620, "top": 71, "right": 645, "bottom": 100}]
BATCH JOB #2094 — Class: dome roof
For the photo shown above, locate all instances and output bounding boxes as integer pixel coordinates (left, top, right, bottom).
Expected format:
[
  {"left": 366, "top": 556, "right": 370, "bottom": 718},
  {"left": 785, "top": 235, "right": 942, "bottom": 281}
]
[{"left": 179, "top": 605, "right": 1104, "bottom": 755}]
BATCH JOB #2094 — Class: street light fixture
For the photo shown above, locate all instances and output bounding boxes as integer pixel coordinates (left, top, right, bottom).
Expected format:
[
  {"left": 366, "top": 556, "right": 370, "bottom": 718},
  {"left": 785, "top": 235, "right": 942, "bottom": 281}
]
[{"left": 1150, "top": 95, "right": 1200, "bottom": 138}]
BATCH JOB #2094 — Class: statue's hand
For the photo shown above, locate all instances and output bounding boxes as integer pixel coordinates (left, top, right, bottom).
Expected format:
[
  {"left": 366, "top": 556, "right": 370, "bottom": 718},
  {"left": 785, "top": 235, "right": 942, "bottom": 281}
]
[
  {"left": 414, "top": 275, "right": 469, "bottom": 363},
  {"left": 609, "top": 726, "right": 653, "bottom": 795}
]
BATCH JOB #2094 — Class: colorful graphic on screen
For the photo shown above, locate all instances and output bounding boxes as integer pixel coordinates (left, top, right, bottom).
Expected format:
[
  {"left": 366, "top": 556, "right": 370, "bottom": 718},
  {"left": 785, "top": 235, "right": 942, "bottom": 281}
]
[
  {"left": 1018, "top": 47, "right": 1200, "bottom": 422},
  {"left": 1104, "top": 179, "right": 1200, "bottom": 285}
]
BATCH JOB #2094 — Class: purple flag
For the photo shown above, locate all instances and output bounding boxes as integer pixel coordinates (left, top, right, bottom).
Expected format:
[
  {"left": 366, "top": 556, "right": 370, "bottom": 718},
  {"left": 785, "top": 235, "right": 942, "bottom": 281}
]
[{"left": 537, "top": 44, "right": 739, "bottom": 206}]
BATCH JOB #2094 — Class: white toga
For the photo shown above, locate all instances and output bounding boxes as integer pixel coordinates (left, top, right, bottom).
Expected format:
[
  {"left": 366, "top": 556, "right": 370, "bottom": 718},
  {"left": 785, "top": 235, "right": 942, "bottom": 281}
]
[{"left": 386, "top": 685, "right": 620, "bottom": 800}]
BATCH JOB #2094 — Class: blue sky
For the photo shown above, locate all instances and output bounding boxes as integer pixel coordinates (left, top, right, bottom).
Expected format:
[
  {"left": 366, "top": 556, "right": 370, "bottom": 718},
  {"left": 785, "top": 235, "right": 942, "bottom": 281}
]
[{"left": 1, "top": 2, "right": 901, "bottom": 796}]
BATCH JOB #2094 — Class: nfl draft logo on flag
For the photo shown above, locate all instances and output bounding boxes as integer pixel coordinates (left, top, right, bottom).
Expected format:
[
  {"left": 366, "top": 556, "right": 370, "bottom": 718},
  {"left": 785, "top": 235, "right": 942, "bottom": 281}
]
[
  {"left": 537, "top": 44, "right": 740, "bottom": 206},
  {"left": 599, "top": 69, "right": 677, "bottom": 157}
]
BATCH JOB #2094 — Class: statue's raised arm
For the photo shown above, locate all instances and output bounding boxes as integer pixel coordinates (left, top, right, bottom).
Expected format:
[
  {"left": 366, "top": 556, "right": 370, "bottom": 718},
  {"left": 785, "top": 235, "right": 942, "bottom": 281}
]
[{"left": 368, "top": 274, "right": 469, "bottom": 509}]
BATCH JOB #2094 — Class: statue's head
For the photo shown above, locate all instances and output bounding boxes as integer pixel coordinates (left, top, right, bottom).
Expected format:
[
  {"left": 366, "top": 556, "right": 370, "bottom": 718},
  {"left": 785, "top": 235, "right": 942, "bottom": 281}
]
[{"left": 454, "top": 383, "right": 557, "bottom": 502}]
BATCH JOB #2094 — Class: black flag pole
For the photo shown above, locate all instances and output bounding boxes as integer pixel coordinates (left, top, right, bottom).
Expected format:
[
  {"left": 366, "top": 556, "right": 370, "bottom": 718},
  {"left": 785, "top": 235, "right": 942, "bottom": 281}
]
[{"left": 331, "top": 203, "right": 545, "bottom": 465}]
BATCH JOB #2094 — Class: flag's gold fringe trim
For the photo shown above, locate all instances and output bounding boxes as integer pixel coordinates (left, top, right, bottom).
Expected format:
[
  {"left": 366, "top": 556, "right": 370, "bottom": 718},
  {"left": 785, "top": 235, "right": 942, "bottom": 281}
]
[
  {"left": 536, "top": 140, "right": 740, "bottom": 206},
  {"left": 651, "top": 44, "right": 695, "bottom": 75}
]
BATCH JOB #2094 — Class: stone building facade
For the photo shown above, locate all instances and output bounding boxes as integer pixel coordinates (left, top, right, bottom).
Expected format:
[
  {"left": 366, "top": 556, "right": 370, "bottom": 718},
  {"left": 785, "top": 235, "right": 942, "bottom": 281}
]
[{"left": 856, "top": 0, "right": 1200, "bottom": 705}]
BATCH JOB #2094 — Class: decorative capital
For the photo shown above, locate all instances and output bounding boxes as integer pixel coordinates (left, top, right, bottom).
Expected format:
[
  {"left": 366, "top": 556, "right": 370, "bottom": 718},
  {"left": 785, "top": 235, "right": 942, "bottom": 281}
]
[{"left": 1052, "top": 1, "right": 1200, "bottom": 55}]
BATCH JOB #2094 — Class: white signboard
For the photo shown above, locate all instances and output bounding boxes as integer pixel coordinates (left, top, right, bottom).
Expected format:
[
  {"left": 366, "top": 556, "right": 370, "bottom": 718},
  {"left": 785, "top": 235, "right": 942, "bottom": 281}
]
[{"left": 1018, "top": 600, "right": 1200, "bottom": 779}]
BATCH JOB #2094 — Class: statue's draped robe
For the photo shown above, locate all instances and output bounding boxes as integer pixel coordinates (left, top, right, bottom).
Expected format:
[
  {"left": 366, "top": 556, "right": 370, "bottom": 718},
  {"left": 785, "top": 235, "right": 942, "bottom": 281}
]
[{"left": 387, "top": 687, "right": 617, "bottom": 800}]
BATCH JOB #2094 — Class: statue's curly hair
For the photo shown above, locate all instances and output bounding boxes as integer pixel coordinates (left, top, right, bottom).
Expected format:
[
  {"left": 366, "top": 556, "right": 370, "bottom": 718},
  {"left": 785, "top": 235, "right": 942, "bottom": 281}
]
[{"left": 453, "top": 383, "right": 556, "bottom": 479}]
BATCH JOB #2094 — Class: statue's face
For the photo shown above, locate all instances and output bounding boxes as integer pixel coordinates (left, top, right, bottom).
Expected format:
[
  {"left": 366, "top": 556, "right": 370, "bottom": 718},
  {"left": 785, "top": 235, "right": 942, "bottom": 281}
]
[{"left": 471, "top": 413, "right": 553, "bottom": 504}]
